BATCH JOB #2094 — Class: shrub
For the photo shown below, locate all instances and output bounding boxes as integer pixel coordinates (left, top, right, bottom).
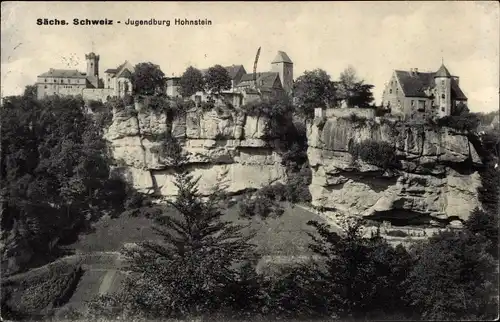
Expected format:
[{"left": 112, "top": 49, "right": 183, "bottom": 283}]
[
  {"left": 348, "top": 139, "right": 398, "bottom": 169},
  {"left": 348, "top": 113, "right": 368, "bottom": 125},
  {"left": 283, "top": 166, "right": 312, "bottom": 203},
  {"left": 437, "top": 112, "right": 481, "bottom": 133},
  {"left": 239, "top": 94, "right": 294, "bottom": 140},
  {"left": 238, "top": 193, "right": 284, "bottom": 219},
  {"left": 386, "top": 230, "right": 408, "bottom": 237},
  {"left": 375, "top": 106, "right": 389, "bottom": 117},
  {"left": 1, "top": 260, "right": 83, "bottom": 318}
]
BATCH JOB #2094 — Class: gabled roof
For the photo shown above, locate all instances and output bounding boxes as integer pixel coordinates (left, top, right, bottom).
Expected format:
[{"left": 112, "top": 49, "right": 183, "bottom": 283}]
[
  {"left": 394, "top": 70, "right": 467, "bottom": 100},
  {"left": 119, "top": 69, "right": 133, "bottom": 79},
  {"left": 435, "top": 64, "right": 452, "bottom": 78},
  {"left": 200, "top": 65, "right": 246, "bottom": 80},
  {"left": 271, "top": 51, "right": 292, "bottom": 64},
  {"left": 104, "top": 61, "right": 128, "bottom": 74},
  {"left": 237, "top": 72, "right": 281, "bottom": 89},
  {"left": 225, "top": 65, "right": 246, "bottom": 79},
  {"left": 38, "top": 69, "right": 87, "bottom": 78}
]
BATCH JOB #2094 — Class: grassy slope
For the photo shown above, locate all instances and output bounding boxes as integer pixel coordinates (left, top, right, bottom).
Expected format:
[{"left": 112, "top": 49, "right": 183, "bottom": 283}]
[
  {"left": 71, "top": 201, "right": 326, "bottom": 256},
  {"left": 56, "top": 201, "right": 326, "bottom": 314}
]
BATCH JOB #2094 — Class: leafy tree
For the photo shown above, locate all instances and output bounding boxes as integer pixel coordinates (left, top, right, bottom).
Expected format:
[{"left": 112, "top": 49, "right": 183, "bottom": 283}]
[
  {"left": 204, "top": 64, "right": 231, "bottom": 95},
  {"left": 120, "top": 145, "right": 256, "bottom": 319},
  {"left": 293, "top": 69, "right": 338, "bottom": 119},
  {"left": 23, "top": 85, "right": 37, "bottom": 99},
  {"left": 464, "top": 208, "right": 498, "bottom": 259},
  {"left": 132, "top": 62, "right": 166, "bottom": 96},
  {"left": 179, "top": 66, "right": 205, "bottom": 97},
  {"left": 338, "top": 66, "right": 375, "bottom": 108},
  {"left": 405, "top": 229, "right": 498, "bottom": 320},
  {"left": 1, "top": 94, "right": 128, "bottom": 275}
]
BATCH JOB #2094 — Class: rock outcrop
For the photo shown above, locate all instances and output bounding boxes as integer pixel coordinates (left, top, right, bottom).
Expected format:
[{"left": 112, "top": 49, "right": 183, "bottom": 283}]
[
  {"left": 307, "top": 116, "right": 483, "bottom": 224},
  {"left": 105, "top": 104, "right": 287, "bottom": 196}
]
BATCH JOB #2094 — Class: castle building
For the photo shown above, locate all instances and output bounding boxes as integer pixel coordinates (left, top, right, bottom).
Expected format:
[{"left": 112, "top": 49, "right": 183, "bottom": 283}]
[
  {"left": 36, "top": 52, "right": 134, "bottom": 102},
  {"left": 171, "top": 50, "right": 294, "bottom": 108},
  {"left": 381, "top": 63, "right": 468, "bottom": 120}
]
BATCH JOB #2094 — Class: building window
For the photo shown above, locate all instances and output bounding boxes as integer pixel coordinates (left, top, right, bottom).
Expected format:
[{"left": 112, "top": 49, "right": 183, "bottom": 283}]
[
  {"left": 44, "top": 85, "right": 47, "bottom": 89},
  {"left": 441, "top": 94, "right": 445, "bottom": 99},
  {"left": 396, "top": 88, "right": 398, "bottom": 93},
  {"left": 441, "top": 107, "right": 445, "bottom": 112},
  {"left": 411, "top": 100, "right": 415, "bottom": 106},
  {"left": 45, "top": 79, "right": 47, "bottom": 82},
  {"left": 441, "top": 80, "right": 444, "bottom": 86},
  {"left": 389, "top": 89, "right": 392, "bottom": 94},
  {"left": 54, "top": 79, "right": 56, "bottom": 83}
]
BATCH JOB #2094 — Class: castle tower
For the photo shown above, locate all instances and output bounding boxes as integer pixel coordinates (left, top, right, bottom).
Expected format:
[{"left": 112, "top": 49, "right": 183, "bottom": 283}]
[
  {"left": 85, "top": 52, "right": 100, "bottom": 87},
  {"left": 434, "top": 63, "right": 452, "bottom": 117},
  {"left": 271, "top": 51, "right": 293, "bottom": 95}
]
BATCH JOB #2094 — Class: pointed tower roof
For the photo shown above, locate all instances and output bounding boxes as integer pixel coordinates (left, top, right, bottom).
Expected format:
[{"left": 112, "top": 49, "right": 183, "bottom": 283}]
[
  {"left": 435, "top": 64, "right": 452, "bottom": 78},
  {"left": 271, "top": 51, "right": 293, "bottom": 64}
]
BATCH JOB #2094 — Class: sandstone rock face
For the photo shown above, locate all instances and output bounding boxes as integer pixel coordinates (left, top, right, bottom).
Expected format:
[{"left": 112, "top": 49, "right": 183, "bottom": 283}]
[
  {"left": 307, "top": 117, "right": 483, "bottom": 223},
  {"left": 105, "top": 106, "right": 286, "bottom": 196}
]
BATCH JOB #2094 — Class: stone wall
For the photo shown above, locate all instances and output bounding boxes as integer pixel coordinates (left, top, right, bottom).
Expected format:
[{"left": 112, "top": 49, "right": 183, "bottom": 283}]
[
  {"left": 314, "top": 107, "right": 376, "bottom": 119},
  {"left": 83, "top": 88, "right": 115, "bottom": 102},
  {"left": 307, "top": 115, "right": 483, "bottom": 225}
]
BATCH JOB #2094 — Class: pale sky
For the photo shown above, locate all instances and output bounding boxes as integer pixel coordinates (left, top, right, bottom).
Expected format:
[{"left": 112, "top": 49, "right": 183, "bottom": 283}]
[{"left": 1, "top": 1, "right": 499, "bottom": 112}]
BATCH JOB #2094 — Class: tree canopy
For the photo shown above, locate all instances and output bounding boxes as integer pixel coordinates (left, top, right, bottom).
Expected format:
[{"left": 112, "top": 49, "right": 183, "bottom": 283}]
[
  {"left": 119, "top": 146, "right": 256, "bottom": 318},
  {"left": 1, "top": 90, "right": 128, "bottom": 275},
  {"left": 179, "top": 66, "right": 205, "bottom": 98},
  {"left": 204, "top": 65, "right": 231, "bottom": 95},
  {"left": 292, "top": 69, "right": 338, "bottom": 119},
  {"left": 338, "top": 66, "right": 375, "bottom": 108},
  {"left": 131, "top": 62, "right": 166, "bottom": 96}
]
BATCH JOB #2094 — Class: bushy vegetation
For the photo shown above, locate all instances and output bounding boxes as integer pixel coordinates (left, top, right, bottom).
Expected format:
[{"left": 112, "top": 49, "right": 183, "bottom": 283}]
[
  {"left": 348, "top": 139, "right": 399, "bottom": 169},
  {"left": 239, "top": 93, "right": 294, "bottom": 140},
  {"left": 113, "top": 151, "right": 257, "bottom": 319},
  {"left": 238, "top": 192, "right": 285, "bottom": 219},
  {"left": 385, "top": 229, "right": 409, "bottom": 237},
  {"left": 1, "top": 93, "right": 132, "bottom": 277},
  {"left": 437, "top": 112, "right": 481, "bottom": 132},
  {"left": 1, "top": 259, "right": 83, "bottom": 319}
]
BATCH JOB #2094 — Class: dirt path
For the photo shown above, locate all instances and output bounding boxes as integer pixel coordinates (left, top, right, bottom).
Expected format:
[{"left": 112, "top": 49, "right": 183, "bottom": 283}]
[{"left": 98, "top": 269, "right": 118, "bottom": 295}]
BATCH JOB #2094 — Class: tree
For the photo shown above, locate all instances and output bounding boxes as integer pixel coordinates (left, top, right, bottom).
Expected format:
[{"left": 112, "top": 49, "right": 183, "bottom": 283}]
[
  {"left": 179, "top": 66, "right": 205, "bottom": 98},
  {"left": 405, "top": 230, "right": 498, "bottom": 320},
  {"left": 131, "top": 62, "right": 166, "bottom": 96},
  {"left": 1, "top": 93, "right": 128, "bottom": 275},
  {"left": 204, "top": 65, "right": 231, "bottom": 95},
  {"left": 464, "top": 208, "right": 498, "bottom": 258},
  {"left": 120, "top": 144, "right": 256, "bottom": 319},
  {"left": 338, "top": 66, "right": 375, "bottom": 108},
  {"left": 306, "top": 217, "right": 412, "bottom": 319},
  {"left": 23, "top": 85, "right": 37, "bottom": 99},
  {"left": 293, "top": 69, "right": 338, "bottom": 119}
]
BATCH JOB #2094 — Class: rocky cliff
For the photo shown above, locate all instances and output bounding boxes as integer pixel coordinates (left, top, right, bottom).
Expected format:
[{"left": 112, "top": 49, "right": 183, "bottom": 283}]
[
  {"left": 307, "top": 116, "right": 483, "bottom": 225},
  {"left": 104, "top": 104, "right": 287, "bottom": 196}
]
